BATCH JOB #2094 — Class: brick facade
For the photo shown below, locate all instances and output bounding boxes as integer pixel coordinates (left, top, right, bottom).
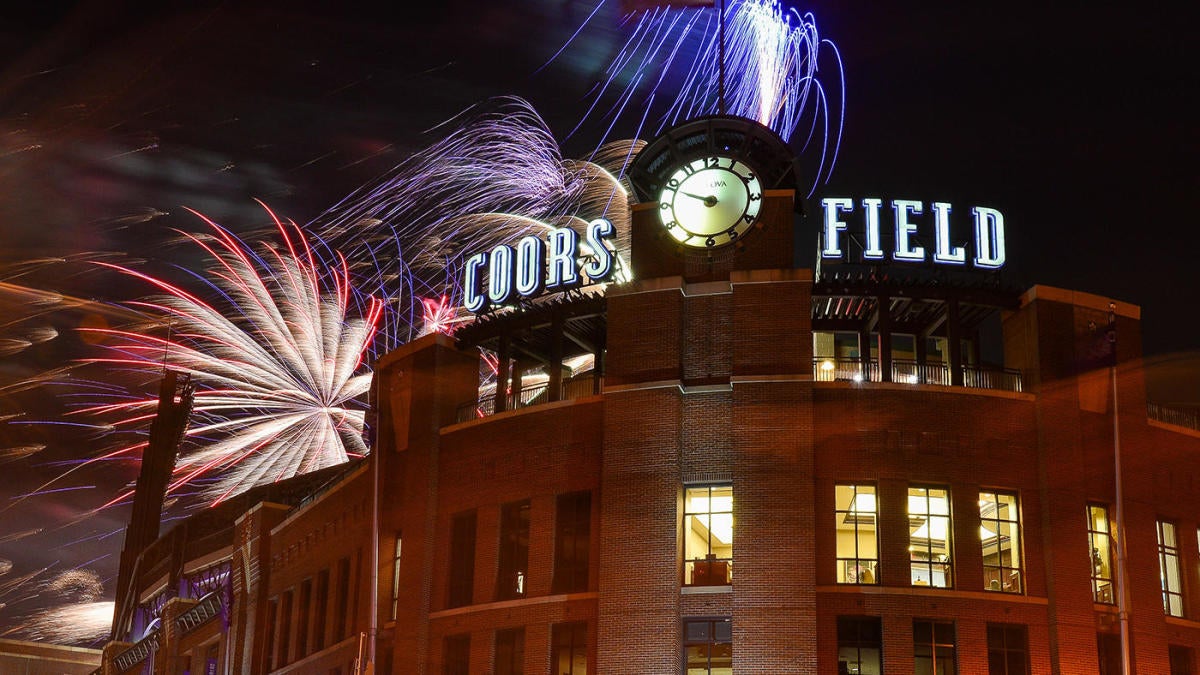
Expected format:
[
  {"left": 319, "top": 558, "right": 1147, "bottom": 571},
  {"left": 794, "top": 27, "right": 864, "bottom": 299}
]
[{"left": 101, "top": 240, "right": 1200, "bottom": 675}]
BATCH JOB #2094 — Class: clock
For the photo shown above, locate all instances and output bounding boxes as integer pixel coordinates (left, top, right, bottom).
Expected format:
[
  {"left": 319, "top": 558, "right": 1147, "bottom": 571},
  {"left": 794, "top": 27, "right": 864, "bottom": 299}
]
[
  {"left": 627, "top": 115, "right": 798, "bottom": 252},
  {"left": 658, "top": 155, "right": 763, "bottom": 248}
]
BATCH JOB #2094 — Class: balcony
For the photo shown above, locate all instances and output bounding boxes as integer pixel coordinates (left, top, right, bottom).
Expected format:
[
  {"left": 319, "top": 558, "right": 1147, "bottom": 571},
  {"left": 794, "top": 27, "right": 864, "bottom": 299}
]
[
  {"left": 457, "top": 374, "right": 603, "bottom": 423},
  {"left": 814, "top": 357, "right": 1023, "bottom": 393},
  {"left": 1148, "top": 403, "right": 1200, "bottom": 432}
]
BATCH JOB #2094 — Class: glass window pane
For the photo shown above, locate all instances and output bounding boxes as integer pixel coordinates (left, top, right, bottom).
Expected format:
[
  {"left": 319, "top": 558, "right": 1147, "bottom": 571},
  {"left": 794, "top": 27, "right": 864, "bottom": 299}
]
[{"left": 837, "top": 485, "right": 879, "bottom": 585}]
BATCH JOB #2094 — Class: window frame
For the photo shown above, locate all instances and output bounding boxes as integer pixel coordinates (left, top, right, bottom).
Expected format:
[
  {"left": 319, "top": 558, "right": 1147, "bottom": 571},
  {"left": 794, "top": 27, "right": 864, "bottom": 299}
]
[
  {"left": 986, "top": 623, "right": 1029, "bottom": 675},
  {"left": 447, "top": 510, "right": 477, "bottom": 608},
  {"left": 908, "top": 485, "right": 953, "bottom": 589},
  {"left": 913, "top": 619, "right": 957, "bottom": 675},
  {"left": 979, "top": 490, "right": 1022, "bottom": 594},
  {"left": 497, "top": 500, "right": 531, "bottom": 600},
  {"left": 682, "top": 617, "right": 732, "bottom": 675},
  {"left": 1157, "top": 519, "right": 1184, "bottom": 617},
  {"left": 836, "top": 615, "right": 882, "bottom": 674},
  {"left": 494, "top": 627, "right": 525, "bottom": 675},
  {"left": 552, "top": 490, "right": 592, "bottom": 594},
  {"left": 550, "top": 621, "right": 588, "bottom": 675},
  {"left": 683, "top": 484, "right": 734, "bottom": 587},
  {"left": 389, "top": 532, "right": 403, "bottom": 620},
  {"left": 443, "top": 633, "right": 470, "bottom": 675},
  {"left": 835, "top": 484, "right": 879, "bottom": 585},
  {"left": 1087, "top": 504, "right": 1116, "bottom": 604}
]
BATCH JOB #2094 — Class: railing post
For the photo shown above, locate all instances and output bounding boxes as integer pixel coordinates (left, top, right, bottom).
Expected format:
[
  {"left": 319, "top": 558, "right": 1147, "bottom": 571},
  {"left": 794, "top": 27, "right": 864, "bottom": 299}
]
[
  {"left": 495, "top": 334, "right": 510, "bottom": 413},
  {"left": 947, "top": 299, "right": 963, "bottom": 386}
]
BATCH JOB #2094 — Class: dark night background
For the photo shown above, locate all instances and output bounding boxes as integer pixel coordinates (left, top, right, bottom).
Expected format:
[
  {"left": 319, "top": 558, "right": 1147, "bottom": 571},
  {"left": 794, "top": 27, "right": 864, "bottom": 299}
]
[{"left": 0, "top": 0, "right": 1195, "bottom": 641}]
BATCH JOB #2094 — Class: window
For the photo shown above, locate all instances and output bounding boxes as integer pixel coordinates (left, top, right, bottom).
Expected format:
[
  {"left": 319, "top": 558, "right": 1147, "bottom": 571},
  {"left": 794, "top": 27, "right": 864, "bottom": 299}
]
[
  {"left": 835, "top": 485, "right": 878, "bottom": 584},
  {"left": 552, "top": 491, "right": 591, "bottom": 593},
  {"left": 265, "top": 596, "right": 278, "bottom": 672},
  {"left": 837, "top": 616, "right": 882, "bottom": 674},
  {"left": 495, "top": 628, "right": 524, "bottom": 675},
  {"left": 913, "top": 620, "right": 956, "bottom": 675},
  {"left": 297, "top": 577, "right": 312, "bottom": 657},
  {"left": 333, "top": 557, "right": 351, "bottom": 641},
  {"left": 1170, "top": 645, "right": 1194, "bottom": 675},
  {"left": 979, "top": 491, "right": 1022, "bottom": 593},
  {"left": 1096, "top": 633, "right": 1121, "bottom": 675},
  {"left": 683, "top": 618, "right": 731, "bottom": 675},
  {"left": 1087, "top": 505, "right": 1115, "bottom": 604},
  {"left": 684, "top": 485, "right": 733, "bottom": 586},
  {"left": 1158, "top": 520, "right": 1184, "bottom": 617},
  {"left": 497, "top": 500, "right": 530, "bottom": 600},
  {"left": 390, "top": 532, "right": 403, "bottom": 620},
  {"left": 909, "top": 487, "right": 952, "bottom": 588},
  {"left": 448, "top": 510, "right": 477, "bottom": 608},
  {"left": 443, "top": 633, "right": 470, "bottom": 675},
  {"left": 986, "top": 623, "right": 1028, "bottom": 675},
  {"left": 278, "top": 589, "right": 294, "bottom": 666},
  {"left": 551, "top": 621, "right": 588, "bottom": 675},
  {"left": 314, "top": 569, "right": 328, "bottom": 651}
]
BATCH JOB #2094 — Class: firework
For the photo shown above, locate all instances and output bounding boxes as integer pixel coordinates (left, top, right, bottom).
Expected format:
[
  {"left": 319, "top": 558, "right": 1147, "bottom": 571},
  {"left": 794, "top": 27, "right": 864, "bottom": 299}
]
[
  {"left": 67, "top": 205, "right": 382, "bottom": 504},
  {"left": 310, "top": 96, "right": 633, "bottom": 351},
  {"left": 559, "top": 0, "right": 844, "bottom": 194},
  {"left": 3, "top": 600, "right": 114, "bottom": 645}
]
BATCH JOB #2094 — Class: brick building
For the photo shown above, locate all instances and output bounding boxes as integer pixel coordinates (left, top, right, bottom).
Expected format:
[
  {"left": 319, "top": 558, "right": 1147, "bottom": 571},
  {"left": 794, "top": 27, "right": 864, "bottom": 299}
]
[{"left": 98, "top": 122, "right": 1200, "bottom": 674}]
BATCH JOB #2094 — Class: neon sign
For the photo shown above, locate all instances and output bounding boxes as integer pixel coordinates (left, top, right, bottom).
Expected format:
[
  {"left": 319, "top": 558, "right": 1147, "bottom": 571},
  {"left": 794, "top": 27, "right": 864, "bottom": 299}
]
[
  {"left": 463, "top": 218, "right": 617, "bottom": 314},
  {"left": 820, "top": 198, "right": 1006, "bottom": 269}
]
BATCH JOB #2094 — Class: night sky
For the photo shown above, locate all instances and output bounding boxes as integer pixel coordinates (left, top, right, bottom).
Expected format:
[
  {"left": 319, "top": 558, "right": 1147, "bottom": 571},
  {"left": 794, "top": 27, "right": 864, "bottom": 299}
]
[{"left": 0, "top": 1, "right": 1195, "bottom": 643}]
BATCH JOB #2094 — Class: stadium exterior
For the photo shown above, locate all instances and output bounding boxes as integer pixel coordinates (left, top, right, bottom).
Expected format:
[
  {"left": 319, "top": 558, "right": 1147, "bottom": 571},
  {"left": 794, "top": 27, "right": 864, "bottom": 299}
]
[{"left": 97, "top": 134, "right": 1200, "bottom": 674}]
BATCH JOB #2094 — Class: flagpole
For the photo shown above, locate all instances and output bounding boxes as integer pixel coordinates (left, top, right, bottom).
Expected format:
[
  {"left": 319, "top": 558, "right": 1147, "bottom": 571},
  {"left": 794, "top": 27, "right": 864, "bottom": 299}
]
[
  {"left": 1108, "top": 303, "right": 1130, "bottom": 675},
  {"left": 718, "top": 0, "right": 726, "bottom": 115}
]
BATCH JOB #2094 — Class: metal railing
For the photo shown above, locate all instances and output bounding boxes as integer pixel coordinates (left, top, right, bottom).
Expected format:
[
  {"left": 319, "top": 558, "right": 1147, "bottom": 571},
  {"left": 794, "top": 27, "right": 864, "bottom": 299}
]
[
  {"left": 813, "top": 357, "right": 1022, "bottom": 392},
  {"left": 1148, "top": 403, "right": 1200, "bottom": 431},
  {"left": 175, "top": 591, "right": 223, "bottom": 635},
  {"left": 113, "top": 629, "right": 160, "bottom": 672},
  {"left": 457, "top": 375, "right": 603, "bottom": 422}
]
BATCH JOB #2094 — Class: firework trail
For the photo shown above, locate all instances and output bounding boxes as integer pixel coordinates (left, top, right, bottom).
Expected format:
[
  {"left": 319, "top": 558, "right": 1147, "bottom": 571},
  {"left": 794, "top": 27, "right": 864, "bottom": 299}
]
[
  {"left": 2, "top": 600, "right": 114, "bottom": 645},
  {"left": 557, "top": 0, "right": 844, "bottom": 194},
  {"left": 45, "top": 205, "right": 385, "bottom": 505},
  {"left": 0, "top": 565, "right": 109, "bottom": 644},
  {"left": 310, "top": 96, "right": 633, "bottom": 351}
]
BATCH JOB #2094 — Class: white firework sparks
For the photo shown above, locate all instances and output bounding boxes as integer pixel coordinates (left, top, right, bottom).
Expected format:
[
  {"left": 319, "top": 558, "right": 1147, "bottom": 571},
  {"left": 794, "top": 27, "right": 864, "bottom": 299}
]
[{"left": 76, "top": 204, "right": 382, "bottom": 504}]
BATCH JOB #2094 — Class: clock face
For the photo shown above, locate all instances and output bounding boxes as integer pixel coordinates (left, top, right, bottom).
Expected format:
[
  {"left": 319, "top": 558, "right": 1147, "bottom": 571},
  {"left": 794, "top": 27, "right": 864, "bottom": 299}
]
[{"left": 657, "top": 156, "right": 763, "bottom": 248}]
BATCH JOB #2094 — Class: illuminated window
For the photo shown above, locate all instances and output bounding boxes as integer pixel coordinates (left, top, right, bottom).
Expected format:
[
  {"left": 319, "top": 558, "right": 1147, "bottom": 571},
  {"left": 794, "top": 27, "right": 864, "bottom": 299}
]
[
  {"left": 448, "top": 510, "right": 477, "bottom": 608},
  {"left": 837, "top": 616, "right": 882, "bottom": 674},
  {"left": 552, "top": 491, "right": 591, "bottom": 593},
  {"left": 835, "top": 485, "right": 879, "bottom": 584},
  {"left": 443, "top": 634, "right": 470, "bottom": 675},
  {"left": 1087, "top": 504, "right": 1115, "bottom": 604},
  {"left": 913, "top": 620, "right": 956, "bottom": 675},
  {"left": 986, "top": 624, "right": 1028, "bottom": 675},
  {"left": 684, "top": 485, "right": 734, "bottom": 586},
  {"left": 909, "top": 487, "right": 952, "bottom": 588},
  {"left": 497, "top": 501, "right": 530, "bottom": 600},
  {"left": 551, "top": 621, "right": 588, "bottom": 675},
  {"left": 684, "top": 618, "right": 732, "bottom": 675},
  {"left": 1158, "top": 520, "right": 1184, "bottom": 617},
  {"left": 495, "top": 628, "right": 524, "bottom": 675},
  {"left": 389, "top": 533, "right": 403, "bottom": 620},
  {"left": 979, "top": 491, "right": 1022, "bottom": 593}
]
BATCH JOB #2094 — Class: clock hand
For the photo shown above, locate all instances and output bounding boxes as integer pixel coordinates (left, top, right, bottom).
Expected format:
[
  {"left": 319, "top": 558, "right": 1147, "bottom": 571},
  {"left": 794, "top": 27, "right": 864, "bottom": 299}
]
[{"left": 680, "top": 191, "right": 719, "bottom": 207}]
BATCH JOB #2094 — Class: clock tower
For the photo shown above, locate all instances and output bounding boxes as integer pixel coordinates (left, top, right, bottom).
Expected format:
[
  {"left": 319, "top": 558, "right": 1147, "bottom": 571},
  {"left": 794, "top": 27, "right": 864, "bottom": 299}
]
[{"left": 626, "top": 115, "right": 801, "bottom": 281}]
